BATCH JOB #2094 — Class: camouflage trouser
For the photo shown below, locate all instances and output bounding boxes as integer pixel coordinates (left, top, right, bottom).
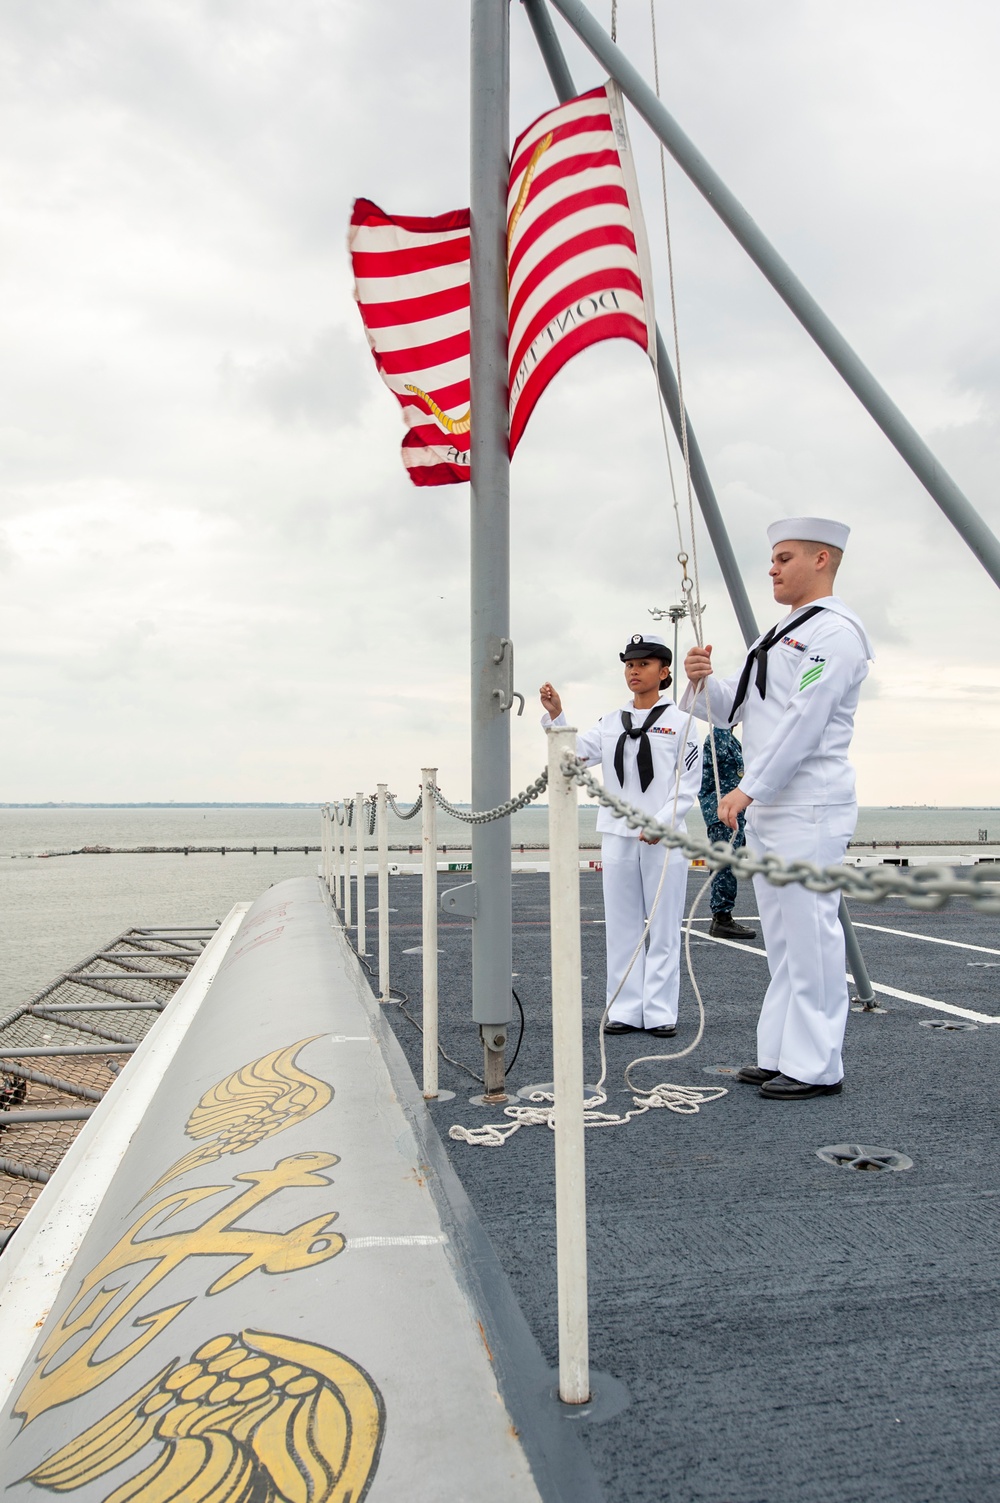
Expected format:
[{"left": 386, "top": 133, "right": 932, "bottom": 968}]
[{"left": 705, "top": 817, "right": 746, "bottom": 914}]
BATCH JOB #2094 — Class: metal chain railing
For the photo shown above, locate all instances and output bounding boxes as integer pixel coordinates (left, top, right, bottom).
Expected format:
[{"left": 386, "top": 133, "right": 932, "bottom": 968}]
[
  {"left": 333, "top": 764, "right": 998, "bottom": 912},
  {"left": 367, "top": 797, "right": 377, "bottom": 837},
  {"left": 387, "top": 791, "right": 423, "bottom": 820},
  {"left": 562, "top": 754, "right": 1000, "bottom": 914},
  {"left": 428, "top": 770, "right": 548, "bottom": 824}
]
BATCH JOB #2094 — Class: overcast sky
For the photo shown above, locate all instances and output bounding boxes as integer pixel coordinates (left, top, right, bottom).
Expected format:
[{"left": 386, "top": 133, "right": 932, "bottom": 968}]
[{"left": 2, "top": 0, "right": 998, "bottom": 805}]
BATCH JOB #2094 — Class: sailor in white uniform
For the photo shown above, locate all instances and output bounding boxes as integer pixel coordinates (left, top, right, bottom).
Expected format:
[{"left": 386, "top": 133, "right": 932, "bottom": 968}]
[
  {"left": 540, "top": 635, "right": 702, "bottom": 1036},
  {"left": 682, "top": 518, "right": 874, "bottom": 1099}
]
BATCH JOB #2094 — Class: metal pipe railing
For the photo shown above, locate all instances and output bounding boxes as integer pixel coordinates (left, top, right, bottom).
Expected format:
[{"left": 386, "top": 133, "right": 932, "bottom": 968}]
[
  {"left": 344, "top": 804, "right": 353, "bottom": 931},
  {"left": 334, "top": 804, "right": 344, "bottom": 912},
  {"left": 377, "top": 784, "right": 390, "bottom": 1002},
  {"left": 546, "top": 725, "right": 590, "bottom": 1404},
  {"left": 421, "top": 767, "right": 439, "bottom": 1099},
  {"left": 356, "top": 790, "right": 367, "bottom": 956}
]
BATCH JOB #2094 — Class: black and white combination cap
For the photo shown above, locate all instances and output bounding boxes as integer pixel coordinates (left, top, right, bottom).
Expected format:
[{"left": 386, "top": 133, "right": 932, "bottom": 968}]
[
  {"left": 767, "top": 516, "right": 850, "bottom": 551},
  {"left": 620, "top": 632, "right": 672, "bottom": 664}
]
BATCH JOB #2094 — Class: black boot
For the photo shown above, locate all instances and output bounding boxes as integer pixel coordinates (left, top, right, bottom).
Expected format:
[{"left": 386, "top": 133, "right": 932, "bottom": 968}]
[{"left": 709, "top": 910, "right": 757, "bottom": 940}]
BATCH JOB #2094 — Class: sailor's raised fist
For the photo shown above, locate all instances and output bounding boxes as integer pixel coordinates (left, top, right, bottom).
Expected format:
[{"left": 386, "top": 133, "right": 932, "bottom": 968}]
[{"left": 539, "top": 682, "right": 562, "bottom": 717}]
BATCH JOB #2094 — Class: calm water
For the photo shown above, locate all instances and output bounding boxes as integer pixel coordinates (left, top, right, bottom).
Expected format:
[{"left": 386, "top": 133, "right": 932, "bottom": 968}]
[{"left": 2, "top": 805, "right": 997, "bottom": 1014}]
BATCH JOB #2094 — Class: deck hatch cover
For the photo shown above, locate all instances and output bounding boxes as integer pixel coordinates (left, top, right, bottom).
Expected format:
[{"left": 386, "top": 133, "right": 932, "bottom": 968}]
[
  {"left": 918, "top": 1018, "right": 979, "bottom": 1031},
  {"left": 816, "top": 1143, "right": 914, "bottom": 1173}
]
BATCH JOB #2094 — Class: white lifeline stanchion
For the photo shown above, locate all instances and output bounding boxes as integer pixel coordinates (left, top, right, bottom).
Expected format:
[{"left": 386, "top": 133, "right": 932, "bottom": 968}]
[
  {"left": 421, "top": 766, "right": 439, "bottom": 1099},
  {"left": 322, "top": 805, "right": 332, "bottom": 893},
  {"left": 337, "top": 805, "right": 346, "bottom": 914},
  {"left": 356, "top": 790, "right": 367, "bottom": 956},
  {"left": 333, "top": 806, "right": 343, "bottom": 912},
  {"left": 547, "top": 725, "right": 591, "bottom": 1405},
  {"left": 377, "top": 783, "right": 390, "bottom": 1002},
  {"left": 344, "top": 801, "right": 353, "bottom": 930}
]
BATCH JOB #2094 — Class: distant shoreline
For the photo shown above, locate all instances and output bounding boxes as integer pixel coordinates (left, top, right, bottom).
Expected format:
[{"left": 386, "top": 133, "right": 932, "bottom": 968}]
[
  {"left": 0, "top": 802, "right": 321, "bottom": 809},
  {"left": 2, "top": 803, "right": 1000, "bottom": 813}
]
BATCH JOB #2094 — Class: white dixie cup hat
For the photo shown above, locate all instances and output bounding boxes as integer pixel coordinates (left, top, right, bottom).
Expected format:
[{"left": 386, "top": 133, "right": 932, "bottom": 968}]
[{"left": 766, "top": 517, "right": 850, "bottom": 551}]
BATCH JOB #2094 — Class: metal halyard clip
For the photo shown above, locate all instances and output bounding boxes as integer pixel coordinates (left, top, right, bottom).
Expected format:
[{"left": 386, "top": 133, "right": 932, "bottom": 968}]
[{"left": 491, "top": 637, "right": 525, "bottom": 715}]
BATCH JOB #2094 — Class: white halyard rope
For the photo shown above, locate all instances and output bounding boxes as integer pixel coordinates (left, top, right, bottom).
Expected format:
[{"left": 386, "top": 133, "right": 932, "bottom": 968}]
[
  {"left": 447, "top": 868, "right": 727, "bottom": 1148},
  {"left": 452, "top": 36, "right": 734, "bottom": 1147}
]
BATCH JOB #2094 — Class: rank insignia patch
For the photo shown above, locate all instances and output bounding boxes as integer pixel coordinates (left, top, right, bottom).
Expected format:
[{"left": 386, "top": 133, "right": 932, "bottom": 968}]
[{"left": 799, "top": 661, "right": 826, "bottom": 691}]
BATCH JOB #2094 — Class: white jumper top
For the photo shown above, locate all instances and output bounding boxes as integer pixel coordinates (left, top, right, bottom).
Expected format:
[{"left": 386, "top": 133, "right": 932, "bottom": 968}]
[
  {"left": 679, "top": 596, "right": 873, "bottom": 807},
  {"left": 542, "top": 694, "right": 703, "bottom": 837}
]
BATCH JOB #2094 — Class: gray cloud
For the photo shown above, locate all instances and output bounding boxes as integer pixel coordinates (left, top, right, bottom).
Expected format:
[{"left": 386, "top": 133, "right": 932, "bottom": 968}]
[
  {"left": 218, "top": 326, "right": 365, "bottom": 431},
  {"left": 0, "top": 0, "right": 998, "bottom": 802}
]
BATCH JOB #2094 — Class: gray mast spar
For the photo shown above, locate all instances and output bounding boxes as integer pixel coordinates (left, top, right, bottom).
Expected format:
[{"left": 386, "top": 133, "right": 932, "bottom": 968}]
[
  {"left": 469, "top": 0, "right": 514, "bottom": 1093},
  {"left": 545, "top": 0, "right": 1000, "bottom": 592},
  {"left": 520, "top": 0, "right": 878, "bottom": 1006}
]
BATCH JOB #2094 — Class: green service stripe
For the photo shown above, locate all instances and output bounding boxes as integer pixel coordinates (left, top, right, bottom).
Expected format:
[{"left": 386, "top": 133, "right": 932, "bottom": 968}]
[{"left": 799, "top": 666, "right": 824, "bottom": 689}]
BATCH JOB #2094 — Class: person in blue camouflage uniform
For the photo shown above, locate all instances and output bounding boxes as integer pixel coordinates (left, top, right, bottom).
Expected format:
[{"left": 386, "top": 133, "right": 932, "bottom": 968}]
[{"left": 699, "top": 728, "right": 757, "bottom": 939}]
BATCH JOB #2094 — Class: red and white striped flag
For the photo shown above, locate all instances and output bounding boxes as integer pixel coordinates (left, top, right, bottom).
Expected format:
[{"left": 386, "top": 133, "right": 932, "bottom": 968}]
[
  {"left": 350, "top": 84, "right": 654, "bottom": 483},
  {"left": 507, "top": 82, "right": 656, "bottom": 454},
  {"left": 349, "top": 198, "right": 471, "bottom": 487}
]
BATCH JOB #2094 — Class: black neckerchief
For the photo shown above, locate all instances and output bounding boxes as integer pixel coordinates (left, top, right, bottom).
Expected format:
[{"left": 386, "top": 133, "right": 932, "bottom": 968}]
[
  {"left": 728, "top": 605, "right": 826, "bottom": 721},
  {"left": 614, "top": 703, "right": 668, "bottom": 792}
]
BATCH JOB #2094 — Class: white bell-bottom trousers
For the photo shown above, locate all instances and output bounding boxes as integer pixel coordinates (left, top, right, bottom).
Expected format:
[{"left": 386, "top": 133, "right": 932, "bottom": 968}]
[
  {"left": 745, "top": 802, "right": 857, "bottom": 1086},
  {"left": 601, "top": 833, "right": 688, "bottom": 1029}
]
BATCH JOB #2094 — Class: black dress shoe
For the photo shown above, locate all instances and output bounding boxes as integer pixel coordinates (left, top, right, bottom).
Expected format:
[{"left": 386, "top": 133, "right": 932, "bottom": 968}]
[
  {"left": 709, "top": 911, "right": 757, "bottom": 939},
  {"left": 759, "top": 1073, "right": 843, "bottom": 1099},
  {"left": 646, "top": 1024, "right": 677, "bottom": 1038},
  {"left": 603, "top": 1020, "right": 642, "bottom": 1034},
  {"left": 736, "top": 1064, "right": 779, "bottom": 1085}
]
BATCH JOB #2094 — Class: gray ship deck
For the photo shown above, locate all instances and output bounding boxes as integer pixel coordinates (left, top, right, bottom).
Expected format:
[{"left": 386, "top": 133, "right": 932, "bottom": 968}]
[
  {"left": 373, "top": 870, "right": 1000, "bottom": 1503},
  {"left": 4, "top": 877, "right": 996, "bottom": 1501}
]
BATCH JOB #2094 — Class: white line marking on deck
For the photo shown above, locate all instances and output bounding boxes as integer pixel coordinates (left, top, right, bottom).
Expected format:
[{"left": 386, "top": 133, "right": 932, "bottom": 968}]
[
  {"left": 346, "top": 1234, "right": 447, "bottom": 1250},
  {"left": 864, "top": 984, "right": 1000, "bottom": 1024},
  {"left": 329, "top": 1035, "right": 369, "bottom": 1043},
  {"left": 683, "top": 926, "right": 1000, "bottom": 1024},
  {"left": 850, "top": 921, "right": 1000, "bottom": 957},
  {"left": 682, "top": 928, "right": 760, "bottom": 956}
]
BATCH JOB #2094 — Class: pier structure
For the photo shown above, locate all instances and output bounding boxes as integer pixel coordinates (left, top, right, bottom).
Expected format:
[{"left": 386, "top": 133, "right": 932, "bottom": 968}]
[{"left": 0, "top": 923, "right": 229, "bottom": 1251}]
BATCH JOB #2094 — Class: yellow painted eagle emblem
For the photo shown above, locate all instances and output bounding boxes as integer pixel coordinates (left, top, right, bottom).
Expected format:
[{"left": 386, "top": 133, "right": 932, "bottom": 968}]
[
  {"left": 148, "top": 1038, "right": 333, "bottom": 1193},
  {"left": 22, "top": 1328, "right": 385, "bottom": 1503}
]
